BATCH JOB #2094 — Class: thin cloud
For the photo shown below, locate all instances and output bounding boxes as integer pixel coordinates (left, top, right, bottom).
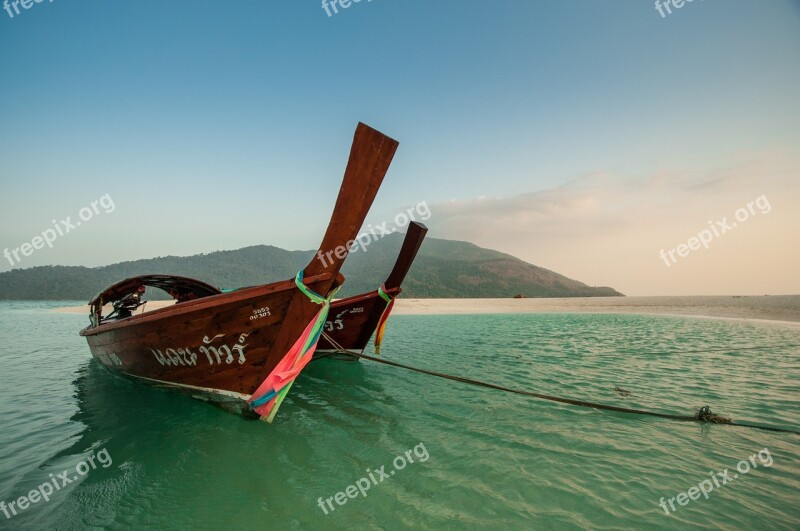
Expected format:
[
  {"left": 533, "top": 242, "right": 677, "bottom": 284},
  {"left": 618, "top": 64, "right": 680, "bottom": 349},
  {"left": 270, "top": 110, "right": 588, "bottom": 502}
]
[{"left": 425, "top": 151, "right": 800, "bottom": 295}]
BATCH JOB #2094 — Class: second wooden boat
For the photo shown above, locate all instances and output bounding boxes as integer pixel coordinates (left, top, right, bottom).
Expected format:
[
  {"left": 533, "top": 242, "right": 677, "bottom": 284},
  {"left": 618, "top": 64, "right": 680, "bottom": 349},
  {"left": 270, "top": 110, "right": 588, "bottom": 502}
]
[{"left": 316, "top": 221, "right": 428, "bottom": 356}]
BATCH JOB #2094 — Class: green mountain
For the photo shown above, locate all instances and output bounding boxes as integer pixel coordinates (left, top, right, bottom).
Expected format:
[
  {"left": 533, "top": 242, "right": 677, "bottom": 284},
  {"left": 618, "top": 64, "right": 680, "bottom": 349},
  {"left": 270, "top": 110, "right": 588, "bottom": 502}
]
[{"left": 0, "top": 235, "right": 622, "bottom": 300}]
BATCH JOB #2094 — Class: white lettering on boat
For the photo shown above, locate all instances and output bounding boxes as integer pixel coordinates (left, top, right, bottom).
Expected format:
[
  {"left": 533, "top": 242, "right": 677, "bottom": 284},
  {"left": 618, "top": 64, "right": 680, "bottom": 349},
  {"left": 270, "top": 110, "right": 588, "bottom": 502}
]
[
  {"left": 250, "top": 306, "right": 271, "bottom": 321},
  {"left": 324, "top": 319, "right": 344, "bottom": 331},
  {"left": 324, "top": 306, "right": 364, "bottom": 330},
  {"left": 150, "top": 332, "right": 250, "bottom": 367}
]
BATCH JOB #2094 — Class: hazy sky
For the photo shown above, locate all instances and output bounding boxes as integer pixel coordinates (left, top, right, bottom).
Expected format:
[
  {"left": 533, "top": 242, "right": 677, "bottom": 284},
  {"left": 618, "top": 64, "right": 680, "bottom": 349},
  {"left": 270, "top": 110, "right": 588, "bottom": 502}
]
[{"left": 1, "top": 1, "right": 798, "bottom": 295}]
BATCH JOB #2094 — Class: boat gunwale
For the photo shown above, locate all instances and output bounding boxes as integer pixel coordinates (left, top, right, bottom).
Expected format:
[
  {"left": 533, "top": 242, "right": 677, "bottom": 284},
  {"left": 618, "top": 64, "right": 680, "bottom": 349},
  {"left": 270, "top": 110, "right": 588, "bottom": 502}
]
[
  {"left": 80, "top": 271, "right": 337, "bottom": 337},
  {"left": 331, "top": 286, "right": 401, "bottom": 308}
]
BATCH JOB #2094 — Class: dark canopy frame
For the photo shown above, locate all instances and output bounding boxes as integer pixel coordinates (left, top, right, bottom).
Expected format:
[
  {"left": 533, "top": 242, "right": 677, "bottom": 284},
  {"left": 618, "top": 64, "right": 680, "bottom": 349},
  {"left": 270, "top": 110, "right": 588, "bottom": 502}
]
[{"left": 88, "top": 274, "right": 221, "bottom": 325}]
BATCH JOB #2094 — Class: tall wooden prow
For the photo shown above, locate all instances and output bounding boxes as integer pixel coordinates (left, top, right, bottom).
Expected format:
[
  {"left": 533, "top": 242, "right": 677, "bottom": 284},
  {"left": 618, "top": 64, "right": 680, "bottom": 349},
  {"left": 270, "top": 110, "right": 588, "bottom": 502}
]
[
  {"left": 302, "top": 122, "right": 399, "bottom": 295},
  {"left": 383, "top": 221, "right": 428, "bottom": 291},
  {"left": 253, "top": 123, "right": 399, "bottom": 393}
]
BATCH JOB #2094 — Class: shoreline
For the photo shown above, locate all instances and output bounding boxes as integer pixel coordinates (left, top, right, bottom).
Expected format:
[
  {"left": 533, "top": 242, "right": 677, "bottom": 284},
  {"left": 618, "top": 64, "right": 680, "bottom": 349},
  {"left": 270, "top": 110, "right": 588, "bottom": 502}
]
[{"left": 51, "top": 295, "right": 800, "bottom": 328}]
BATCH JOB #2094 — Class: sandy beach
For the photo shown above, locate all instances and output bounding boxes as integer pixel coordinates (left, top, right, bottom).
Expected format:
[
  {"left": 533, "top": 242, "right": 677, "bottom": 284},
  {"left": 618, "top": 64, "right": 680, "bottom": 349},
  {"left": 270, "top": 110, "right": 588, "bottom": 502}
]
[
  {"left": 54, "top": 295, "right": 800, "bottom": 327},
  {"left": 393, "top": 295, "right": 800, "bottom": 322}
]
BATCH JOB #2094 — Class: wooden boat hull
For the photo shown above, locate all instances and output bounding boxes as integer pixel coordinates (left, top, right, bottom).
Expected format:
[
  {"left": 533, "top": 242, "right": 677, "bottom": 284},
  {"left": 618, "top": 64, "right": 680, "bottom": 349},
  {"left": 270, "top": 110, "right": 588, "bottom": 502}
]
[
  {"left": 317, "top": 287, "right": 401, "bottom": 355},
  {"left": 317, "top": 222, "right": 428, "bottom": 355},
  {"left": 79, "top": 123, "right": 400, "bottom": 419},
  {"left": 81, "top": 277, "right": 332, "bottom": 415}
]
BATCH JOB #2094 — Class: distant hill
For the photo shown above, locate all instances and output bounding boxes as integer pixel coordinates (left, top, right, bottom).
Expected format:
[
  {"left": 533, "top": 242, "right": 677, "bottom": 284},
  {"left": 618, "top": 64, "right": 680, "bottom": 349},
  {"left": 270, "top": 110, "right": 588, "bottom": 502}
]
[{"left": 0, "top": 234, "right": 622, "bottom": 300}]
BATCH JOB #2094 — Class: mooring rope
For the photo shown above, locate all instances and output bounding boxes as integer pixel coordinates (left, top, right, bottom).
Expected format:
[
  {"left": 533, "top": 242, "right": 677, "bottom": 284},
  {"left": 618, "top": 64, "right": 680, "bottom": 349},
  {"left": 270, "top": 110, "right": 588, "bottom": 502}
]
[{"left": 319, "top": 333, "right": 800, "bottom": 436}]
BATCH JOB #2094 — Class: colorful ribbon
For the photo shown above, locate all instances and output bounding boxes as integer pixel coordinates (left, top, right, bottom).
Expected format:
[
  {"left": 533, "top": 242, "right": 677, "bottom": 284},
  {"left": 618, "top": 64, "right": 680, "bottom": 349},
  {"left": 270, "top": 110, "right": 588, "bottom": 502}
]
[
  {"left": 248, "top": 270, "right": 336, "bottom": 422},
  {"left": 374, "top": 284, "right": 395, "bottom": 355}
]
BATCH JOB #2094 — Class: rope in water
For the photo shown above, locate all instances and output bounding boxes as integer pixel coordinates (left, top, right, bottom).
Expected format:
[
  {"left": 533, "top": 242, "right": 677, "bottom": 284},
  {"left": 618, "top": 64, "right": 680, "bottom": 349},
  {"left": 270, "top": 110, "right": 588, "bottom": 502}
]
[{"left": 319, "top": 333, "right": 800, "bottom": 436}]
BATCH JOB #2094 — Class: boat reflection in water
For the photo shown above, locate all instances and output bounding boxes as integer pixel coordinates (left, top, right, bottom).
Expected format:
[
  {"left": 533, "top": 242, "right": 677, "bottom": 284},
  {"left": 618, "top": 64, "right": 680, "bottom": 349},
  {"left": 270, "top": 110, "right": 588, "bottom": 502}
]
[{"left": 36, "top": 352, "right": 393, "bottom": 527}]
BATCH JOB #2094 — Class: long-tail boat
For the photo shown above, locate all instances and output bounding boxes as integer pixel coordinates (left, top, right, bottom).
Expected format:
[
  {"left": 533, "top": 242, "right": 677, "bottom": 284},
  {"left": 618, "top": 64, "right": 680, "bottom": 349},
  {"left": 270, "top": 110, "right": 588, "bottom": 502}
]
[
  {"left": 316, "top": 221, "right": 427, "bottom": 356},
  {"left": 79, "top": 123, "right": 398, "bottom": 421}
]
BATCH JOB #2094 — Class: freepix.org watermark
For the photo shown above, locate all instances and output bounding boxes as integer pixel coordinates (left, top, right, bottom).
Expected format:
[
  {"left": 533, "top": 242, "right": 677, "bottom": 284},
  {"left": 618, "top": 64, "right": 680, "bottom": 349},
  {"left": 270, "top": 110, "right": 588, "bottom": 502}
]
[
  {"left": 655, "top": 0, "right": 702, "bottom": 19},
  {"left": 321, "top": 0, "right": 372, "bottom": 18},
  {"left": 1, "top": 448, "right": 113, "bottom": 520},
  {"left": 317, "top": 442, "right": 429, "bottom": 515},
  {"left": 659, "top": 194, "right": 771, "bottom": 267},
  {"left": 658, "top": 447, "right": 773, "bottom": 515},
  {"left": 316, "top": 200, "right": 431, "bottom": 268},
  {"left": 3, "top": 0, "right": 54, "bottom": 19},
  {"left": 3, "top": 194, "right": 115, "bottom": 267}
]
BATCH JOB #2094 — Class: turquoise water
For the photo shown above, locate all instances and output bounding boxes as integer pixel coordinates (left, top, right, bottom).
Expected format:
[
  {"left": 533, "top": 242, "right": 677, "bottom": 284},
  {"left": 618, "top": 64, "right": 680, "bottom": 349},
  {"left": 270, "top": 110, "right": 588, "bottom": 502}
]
[{"left": 0, "top": 302, "right": 798, "bottom": 530}]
